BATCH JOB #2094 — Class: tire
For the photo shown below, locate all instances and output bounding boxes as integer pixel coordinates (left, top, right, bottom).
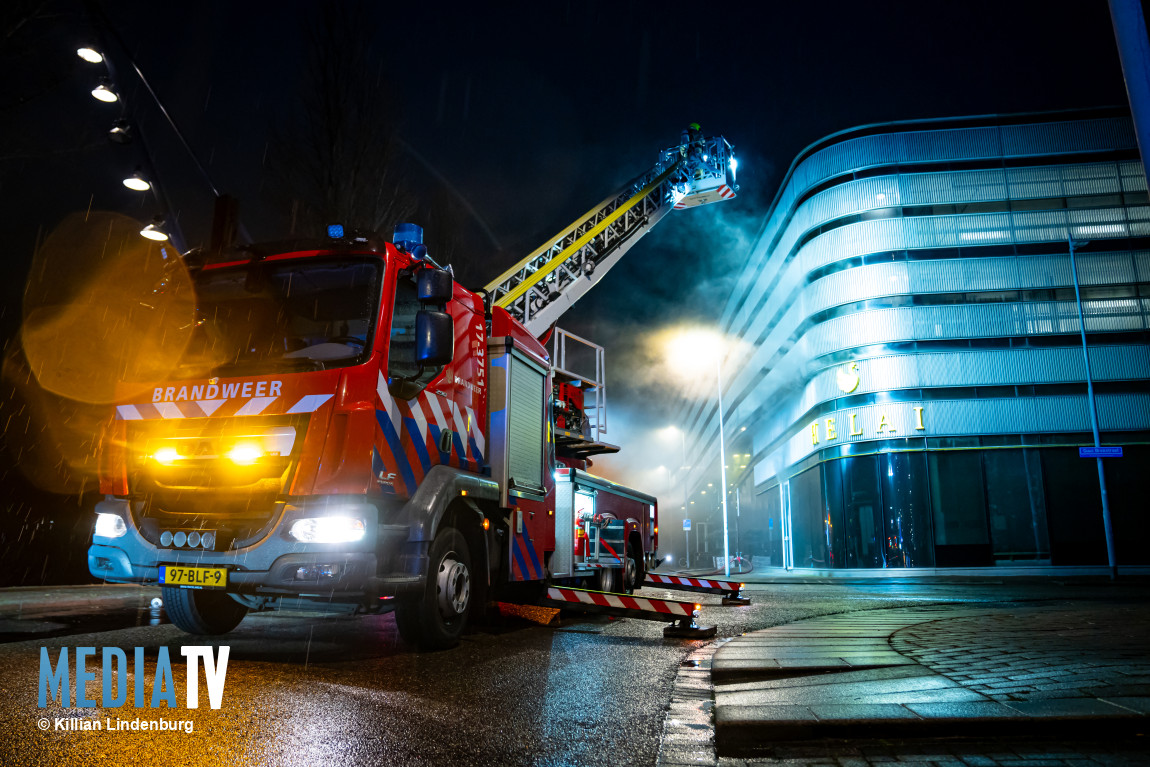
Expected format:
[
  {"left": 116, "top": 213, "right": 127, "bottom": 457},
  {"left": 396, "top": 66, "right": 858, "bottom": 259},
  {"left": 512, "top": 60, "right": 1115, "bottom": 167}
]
[
  {"left": 395, "top": 526, "right": 472, "bottom": 651},
  {"left": 596, "top": 565, "right": 622, "bottom": 593},
  {"left": 162, "top": 586, "right": 248, "bottom": 635},
  {"left": 623, "top": 542, "right": 640, "bottom": 595}
]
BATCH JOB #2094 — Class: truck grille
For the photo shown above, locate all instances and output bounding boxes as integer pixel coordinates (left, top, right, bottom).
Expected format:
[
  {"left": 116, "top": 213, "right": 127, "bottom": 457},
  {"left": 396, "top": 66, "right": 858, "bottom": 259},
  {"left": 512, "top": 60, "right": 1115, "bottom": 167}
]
[{"left": 125, "top": 414, "right": 308, "bottom": 550}]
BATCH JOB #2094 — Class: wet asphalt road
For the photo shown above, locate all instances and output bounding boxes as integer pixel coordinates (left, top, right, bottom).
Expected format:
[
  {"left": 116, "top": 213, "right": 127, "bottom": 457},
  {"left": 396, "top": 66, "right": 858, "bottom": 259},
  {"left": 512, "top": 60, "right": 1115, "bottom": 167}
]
[{"left": 0, "top": 579, "right": 1135, "bottom": 767}]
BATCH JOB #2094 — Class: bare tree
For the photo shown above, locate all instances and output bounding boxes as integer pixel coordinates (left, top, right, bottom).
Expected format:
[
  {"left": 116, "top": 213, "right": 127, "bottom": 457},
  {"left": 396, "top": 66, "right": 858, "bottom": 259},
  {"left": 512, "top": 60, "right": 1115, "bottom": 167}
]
[{"left": 271, "top": 3, "right": 415, "bottom": 236}]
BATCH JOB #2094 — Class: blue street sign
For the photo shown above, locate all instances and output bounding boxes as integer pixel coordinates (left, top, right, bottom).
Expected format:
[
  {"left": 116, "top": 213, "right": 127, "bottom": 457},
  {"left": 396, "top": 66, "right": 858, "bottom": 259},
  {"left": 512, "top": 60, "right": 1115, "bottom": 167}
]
[
  {"left": 1079, "top": 446, "right": 1123, "bottom": 458},
  {"left": 683, "top": 519, "right": 691, "bottom": 531}
]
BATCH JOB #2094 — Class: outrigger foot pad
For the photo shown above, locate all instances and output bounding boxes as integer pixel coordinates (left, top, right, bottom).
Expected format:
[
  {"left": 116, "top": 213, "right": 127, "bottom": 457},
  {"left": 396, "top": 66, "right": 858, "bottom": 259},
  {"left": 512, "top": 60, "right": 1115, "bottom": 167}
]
[
  {"left": 721, "top": 595, "right": 751, "bottom": 606},
  {"left": 663, "top": 618, "right": 717, "bottom": 639}
]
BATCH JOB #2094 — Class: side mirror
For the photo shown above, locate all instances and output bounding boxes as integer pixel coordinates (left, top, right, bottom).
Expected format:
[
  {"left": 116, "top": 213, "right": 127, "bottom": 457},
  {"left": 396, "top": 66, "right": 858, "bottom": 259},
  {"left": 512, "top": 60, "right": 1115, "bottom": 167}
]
[
  {"left": 415, "top": 310, "right": 453, "bottom": 366},
  {"left": 417, "top": 268, "right": 453, "bottom": 304}
]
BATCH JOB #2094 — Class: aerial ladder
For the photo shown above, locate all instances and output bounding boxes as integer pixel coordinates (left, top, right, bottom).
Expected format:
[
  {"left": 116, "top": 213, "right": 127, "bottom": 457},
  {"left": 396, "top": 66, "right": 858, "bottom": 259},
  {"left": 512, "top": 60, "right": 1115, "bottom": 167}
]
[
  {"left": 486, "top": 129, "right": 752, "bottom": 618},
  {"left": 484, "top": 130, "right": 739, "bottom": 336}
]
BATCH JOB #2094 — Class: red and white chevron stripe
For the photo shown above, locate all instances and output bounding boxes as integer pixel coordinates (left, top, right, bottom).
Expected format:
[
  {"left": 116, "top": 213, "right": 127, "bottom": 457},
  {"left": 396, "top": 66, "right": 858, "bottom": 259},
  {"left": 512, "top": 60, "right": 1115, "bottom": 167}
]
[
  {"left": 545, "top": 587, "right": 695, "bottom": 616},
  {"left": 116, "top": 394, "right": 332, "bottom": 420},
  {"left": 646, "top": 573, "right": 742, "bottom": 591},
  {"left": 376, "top": 371, "right": 485, "bottom": 464}
]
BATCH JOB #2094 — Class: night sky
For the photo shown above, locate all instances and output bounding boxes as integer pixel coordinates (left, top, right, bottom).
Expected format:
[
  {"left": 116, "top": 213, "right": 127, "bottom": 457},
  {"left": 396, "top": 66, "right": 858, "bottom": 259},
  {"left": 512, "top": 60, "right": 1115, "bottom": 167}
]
[{"left": 0, "top": 1, "right": 1132, "bottom": 524}]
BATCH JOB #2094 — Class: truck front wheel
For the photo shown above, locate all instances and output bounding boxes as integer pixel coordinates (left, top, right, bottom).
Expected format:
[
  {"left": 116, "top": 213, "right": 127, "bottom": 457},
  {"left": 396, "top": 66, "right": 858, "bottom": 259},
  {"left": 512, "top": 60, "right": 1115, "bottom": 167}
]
[
  {"left": 162, "top": 586, "right": 248, "bottom": 635},
  {"left": 395, "top": 526, "right": 472, "bottom": 651}
]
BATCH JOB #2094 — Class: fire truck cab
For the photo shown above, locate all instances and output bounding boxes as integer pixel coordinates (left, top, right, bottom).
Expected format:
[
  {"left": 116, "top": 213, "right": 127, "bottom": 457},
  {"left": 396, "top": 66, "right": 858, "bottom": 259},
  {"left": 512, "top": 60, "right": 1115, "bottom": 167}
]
[{"left": 89, "top": 227, "right": 657, "bottom": 649}]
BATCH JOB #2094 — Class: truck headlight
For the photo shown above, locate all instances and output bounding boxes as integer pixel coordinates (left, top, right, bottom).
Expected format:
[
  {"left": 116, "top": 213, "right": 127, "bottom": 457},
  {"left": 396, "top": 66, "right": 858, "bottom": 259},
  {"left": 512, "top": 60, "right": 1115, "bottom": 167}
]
[
  {"left": 289, "top": 516, "right": 366, "bottom": 544},
  {"left": 95, "top": 513, "right": 127, "bottom": 538}
]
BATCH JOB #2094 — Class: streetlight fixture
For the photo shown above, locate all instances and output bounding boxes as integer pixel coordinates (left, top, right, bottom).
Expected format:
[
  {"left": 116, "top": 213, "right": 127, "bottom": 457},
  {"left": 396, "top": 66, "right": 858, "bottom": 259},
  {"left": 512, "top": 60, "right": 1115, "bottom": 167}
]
[
  {"left": 91, "top": 78, "right": 118, "bottom": 103},
  {"left": 122, "top": 168, "right": 151, "bottom": 191},
  {"left": 664, "top": 327, "right": 734, "bottom": 577},
  {"left": 76, "top": 47, "right": 104, "bottom": 64},
  {"left": 139, "top": 215, "right": 169, "bottom": 242},
  {"left": 108, "top": 119, "right": 133, "bottom": 144}
]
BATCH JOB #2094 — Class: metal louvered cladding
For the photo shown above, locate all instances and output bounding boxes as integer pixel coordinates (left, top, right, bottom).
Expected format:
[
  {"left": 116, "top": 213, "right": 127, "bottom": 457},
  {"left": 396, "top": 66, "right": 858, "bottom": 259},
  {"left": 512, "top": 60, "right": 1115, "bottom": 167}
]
[
  {"left": 720, "top": 116, "right": 1138, "bottom": 330},
  {"left": 694, "top": 114, "right": 1147, "bottom": 495},
  {"left": 487, "top": 340, "right": 548, "bottom": 505},
  {"left": 508, "top": 355, "right": 545, "bottom": 491}
]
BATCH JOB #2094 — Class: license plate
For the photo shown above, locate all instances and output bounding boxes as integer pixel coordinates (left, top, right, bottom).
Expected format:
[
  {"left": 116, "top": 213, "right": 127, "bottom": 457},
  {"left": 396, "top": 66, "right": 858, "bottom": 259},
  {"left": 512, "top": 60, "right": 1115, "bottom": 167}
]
[{"left": 160, "top": 565, "right": 228, "bottom": 589}]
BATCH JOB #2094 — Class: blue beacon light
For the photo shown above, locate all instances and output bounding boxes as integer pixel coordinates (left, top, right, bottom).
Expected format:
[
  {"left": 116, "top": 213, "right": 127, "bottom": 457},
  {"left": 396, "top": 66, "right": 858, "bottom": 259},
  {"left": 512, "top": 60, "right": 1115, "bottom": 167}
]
[{"left": 327, "top": 224, "right": 345, "bottom": 239}]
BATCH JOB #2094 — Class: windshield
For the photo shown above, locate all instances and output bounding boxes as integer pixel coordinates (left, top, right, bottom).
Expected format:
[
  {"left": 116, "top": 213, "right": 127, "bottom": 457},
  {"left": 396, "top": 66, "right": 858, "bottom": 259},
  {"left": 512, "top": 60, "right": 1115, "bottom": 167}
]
[{"left": 179, "top": 257, "right": 382, "bottom": 377}]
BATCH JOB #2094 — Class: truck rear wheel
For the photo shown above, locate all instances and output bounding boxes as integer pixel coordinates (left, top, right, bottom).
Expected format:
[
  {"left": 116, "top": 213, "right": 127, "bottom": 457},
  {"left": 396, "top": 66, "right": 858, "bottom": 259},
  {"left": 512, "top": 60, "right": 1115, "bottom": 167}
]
[
  {"left": 623, "top": 542, "right": 640, "bottom": 594},
  {"left": 395, "top": 526, "right": 472, "bottom": 651},
  {"left": 162, "top": 586, "right": 248, "bottom": 635},
  {"left": 595, "top": 566, "right": 621, "bottom": 593}
]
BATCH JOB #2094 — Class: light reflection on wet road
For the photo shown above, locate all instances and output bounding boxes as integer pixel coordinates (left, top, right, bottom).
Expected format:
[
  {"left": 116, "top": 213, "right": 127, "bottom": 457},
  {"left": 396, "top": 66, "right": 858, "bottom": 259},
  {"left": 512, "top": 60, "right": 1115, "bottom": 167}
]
[{"left": 0, "top": 581, "right": 1111, "bottom": 766}]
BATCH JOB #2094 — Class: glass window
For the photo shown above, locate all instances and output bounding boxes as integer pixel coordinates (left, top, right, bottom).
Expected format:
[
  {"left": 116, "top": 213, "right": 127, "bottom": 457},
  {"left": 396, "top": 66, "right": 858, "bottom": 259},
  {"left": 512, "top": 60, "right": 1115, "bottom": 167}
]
[
  {"left": 822, "top": 461, "right": 846, "bottom": 568},
  {"left": 386, "top": 272, "right": 448, "bottom": 399},
  {"left": 763, "top": 485, "right": 784, "bottom": 567},
  {"left": 387, "top": 276, "right": 422, "bottom": 381},
  {"left": 1067, "top": 194, "right": 1121, "bottom": 208},
  {"left": 741, "top": 482, "right": 784, "bottom": 568},
  {"left": 790, "top": 466, "right": 829, "bottom": 568},
  {"left": 929, "top": 451, "right": 991, "bottom": 566},
  {"left": 955, "top": 200, "right": 1007, "bottom": 214},
  {"left": 840, "top": 455, "right": 885, "bottom": 567},
  {"left": 881, "top": 452, "right": 934, "bottom": 567},
  {"left": 1040, "top": 448, "right": 1105, "bottom": 565},
  {"left": 1105, "top": 445, "right": 1150, "bottom": 565},
  {"left": 1011, "top": 197, "right": 1064, "bottom": 212},
  {"left": 185, "top": 257, "right": 381, "bottom": 376}
]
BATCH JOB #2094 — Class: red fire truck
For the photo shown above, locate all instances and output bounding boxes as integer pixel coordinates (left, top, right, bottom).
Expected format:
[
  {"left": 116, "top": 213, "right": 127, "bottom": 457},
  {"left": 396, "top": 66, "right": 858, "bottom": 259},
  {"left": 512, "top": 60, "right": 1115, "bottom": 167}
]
[{"left": 88, "top": 132, "right": 738, "bottom": 649}]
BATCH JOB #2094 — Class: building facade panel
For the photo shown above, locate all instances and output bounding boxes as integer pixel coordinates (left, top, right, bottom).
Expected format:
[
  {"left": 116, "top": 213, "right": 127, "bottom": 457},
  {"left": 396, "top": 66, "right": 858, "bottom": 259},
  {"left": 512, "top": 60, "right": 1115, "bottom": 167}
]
[{"left": 680, "top": 110, "right": 1150, "bottom": 573}]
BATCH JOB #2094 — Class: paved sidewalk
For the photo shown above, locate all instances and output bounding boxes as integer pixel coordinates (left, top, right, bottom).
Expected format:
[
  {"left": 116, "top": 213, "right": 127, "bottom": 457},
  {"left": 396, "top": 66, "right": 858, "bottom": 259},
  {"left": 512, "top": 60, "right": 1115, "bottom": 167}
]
[{"left": 711, "top": 602, "right": 1150, "bottom": 756}]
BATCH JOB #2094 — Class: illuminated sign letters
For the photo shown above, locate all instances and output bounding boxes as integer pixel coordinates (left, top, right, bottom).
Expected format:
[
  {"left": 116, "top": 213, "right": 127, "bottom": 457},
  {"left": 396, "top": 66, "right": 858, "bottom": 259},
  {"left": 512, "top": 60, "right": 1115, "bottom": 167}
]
[{"left": 810, "top": 406, "right": 926, "bottom": 446}]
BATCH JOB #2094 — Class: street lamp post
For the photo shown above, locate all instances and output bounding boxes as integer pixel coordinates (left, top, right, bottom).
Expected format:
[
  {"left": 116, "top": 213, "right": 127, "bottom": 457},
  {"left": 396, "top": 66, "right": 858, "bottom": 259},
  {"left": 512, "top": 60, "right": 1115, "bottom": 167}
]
[
  {"left": 678, "top": 428, "right": 689, "bottom": 569},
  {"left": 1068, "top": 237, "right": 1118, "bottom": 579},
  {"left": 664, "top": 327, "right": 734, "bottom": 578},
  {"left": 715, "top": 353, "right": 732, "bottom": 578}
]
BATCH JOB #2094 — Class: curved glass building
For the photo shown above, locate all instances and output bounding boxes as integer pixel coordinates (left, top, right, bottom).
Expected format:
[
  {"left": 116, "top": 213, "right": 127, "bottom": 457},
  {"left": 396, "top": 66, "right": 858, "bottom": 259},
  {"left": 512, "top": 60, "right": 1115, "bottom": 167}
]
[{"left": 681, "top": 108, "right": 1150, "bottom": 572}]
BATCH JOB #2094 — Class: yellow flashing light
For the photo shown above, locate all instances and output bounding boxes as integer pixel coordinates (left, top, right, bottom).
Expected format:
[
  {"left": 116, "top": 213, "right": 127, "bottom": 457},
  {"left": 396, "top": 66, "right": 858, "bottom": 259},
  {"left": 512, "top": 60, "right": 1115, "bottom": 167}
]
[
  {"left": 152, "top": 447, "right": 180, "bottom": 465},
  {"left": 228, "top": 443, "right": 262, "bottom": 465}
]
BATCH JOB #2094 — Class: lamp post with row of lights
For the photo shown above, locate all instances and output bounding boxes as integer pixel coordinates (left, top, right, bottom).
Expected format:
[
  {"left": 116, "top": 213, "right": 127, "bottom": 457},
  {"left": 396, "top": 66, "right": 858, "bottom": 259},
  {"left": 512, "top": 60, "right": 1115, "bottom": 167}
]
[{"left": 74, "top": 44, "right": 176, "bottom": 246}]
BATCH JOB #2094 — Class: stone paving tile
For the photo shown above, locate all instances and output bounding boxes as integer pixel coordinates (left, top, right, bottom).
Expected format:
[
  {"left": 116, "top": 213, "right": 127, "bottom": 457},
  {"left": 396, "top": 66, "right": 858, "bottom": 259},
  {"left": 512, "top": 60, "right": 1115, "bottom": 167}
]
[
  {"left": 904, "top": 701, "right": 1017, "bottom": 719},
  {"left": 716, "top": 648, "right": 897, "bottom": 659},
  {"left": 855, "top": 688, "right": 985, "bottom": 704},
  {"left": 716, "top": 674, "right": 963, "bottom": 706},
  {"left": 708, "top": 602, "right": 1150, "bottom": 763},
  {"left": 1100, "top": 696, "right": 1150, "bottom": 713},
  {"left": 716, "top": 665, "right": 930, "bottom": 693},
  {"left": 719, "top": 737, "right": 1150, "bottom": 766},
  {"left": 1001, "top": 699, "right": 1132, "bottom": 717},
  {"left": 808, "top": 703, "right": 920, "bottom": 721}
]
